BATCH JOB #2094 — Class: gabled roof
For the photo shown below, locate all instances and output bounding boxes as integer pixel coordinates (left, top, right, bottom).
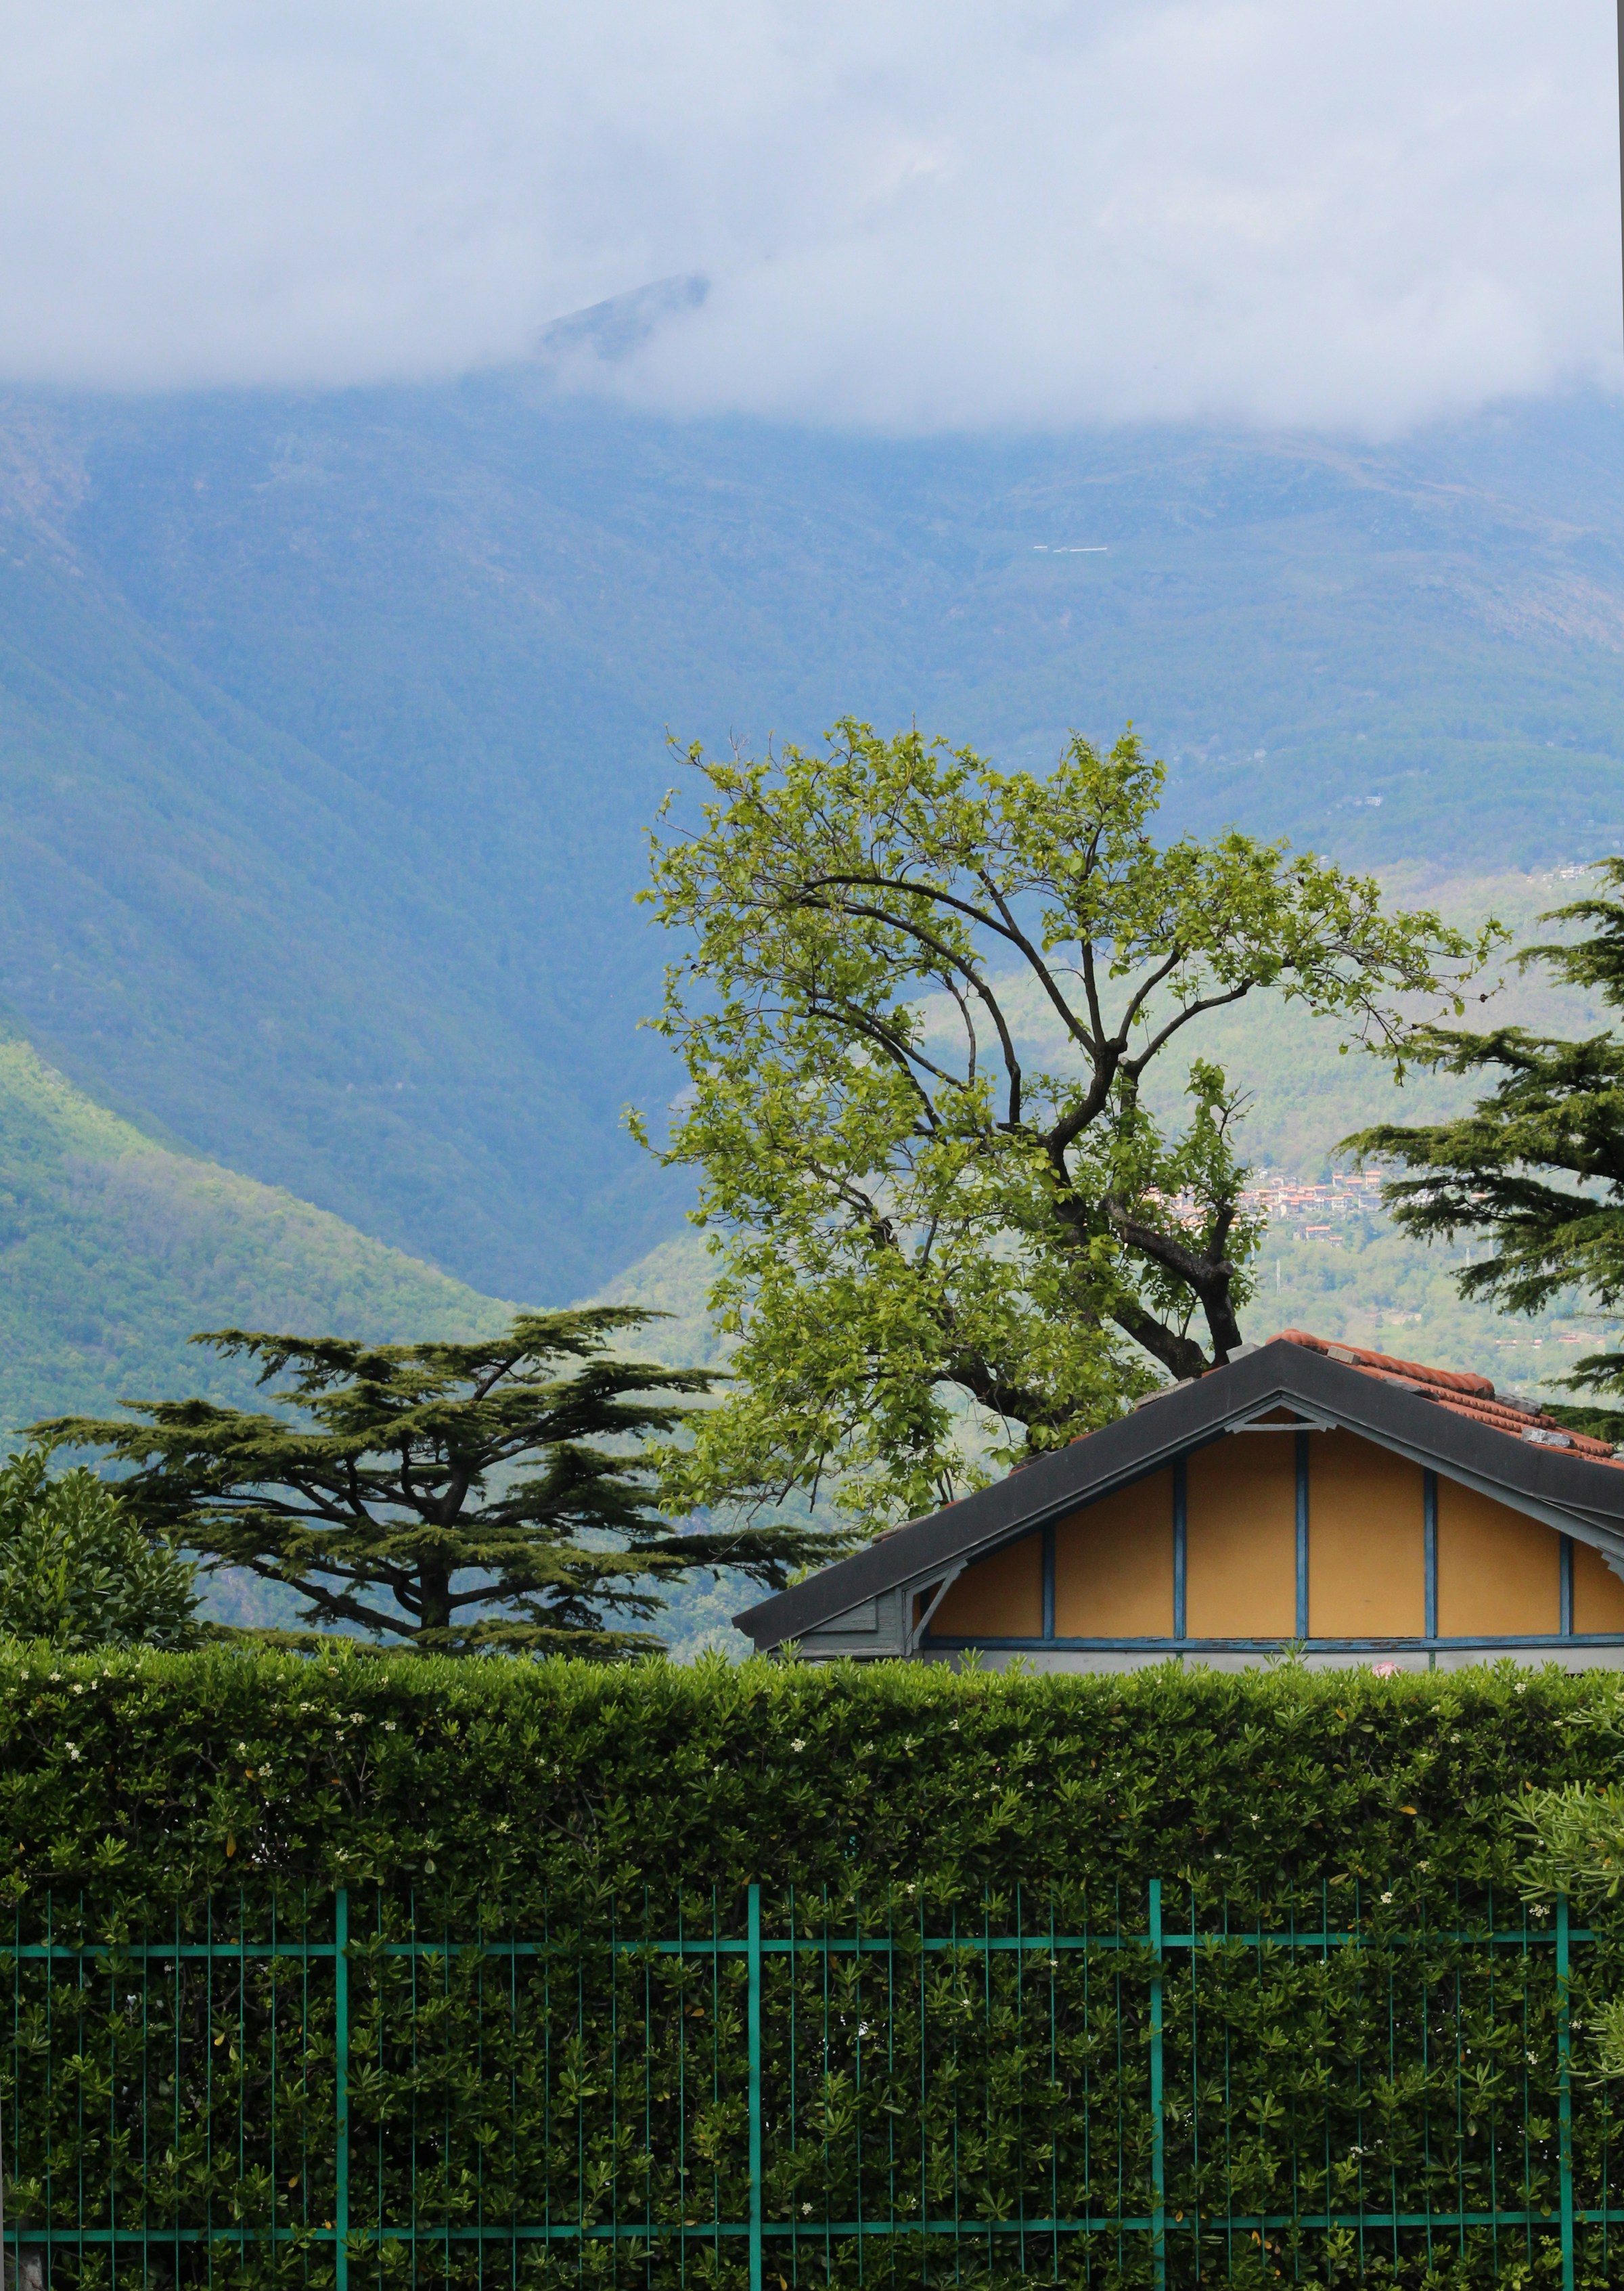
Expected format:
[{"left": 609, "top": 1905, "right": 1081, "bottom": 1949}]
[{"left": 734, "top": 1332, "right": 1624, "bottom": 1651}]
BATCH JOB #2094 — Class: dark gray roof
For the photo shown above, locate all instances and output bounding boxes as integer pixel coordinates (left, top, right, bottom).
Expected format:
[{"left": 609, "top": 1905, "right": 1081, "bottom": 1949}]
[{"left": 734, "top": 1336, "right": 1624, "bottom": 1650}]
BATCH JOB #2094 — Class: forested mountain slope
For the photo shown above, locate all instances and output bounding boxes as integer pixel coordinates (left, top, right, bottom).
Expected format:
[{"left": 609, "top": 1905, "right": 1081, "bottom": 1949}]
[
  {"left": 1, "top": 381, "right": 1621, "bottom": 1302},
  {"left": 0, "top": 1027, "right": 510, "bottom": 1436}
]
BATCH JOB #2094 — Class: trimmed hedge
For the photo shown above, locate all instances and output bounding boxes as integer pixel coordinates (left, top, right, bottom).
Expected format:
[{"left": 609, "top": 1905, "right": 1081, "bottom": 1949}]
[
  {"left": 3, "top": 1645, "right": 1619, "bottom": 1912},
  {"left": 7, "top": 1651, "right": 1624, "bottom": 2289}
]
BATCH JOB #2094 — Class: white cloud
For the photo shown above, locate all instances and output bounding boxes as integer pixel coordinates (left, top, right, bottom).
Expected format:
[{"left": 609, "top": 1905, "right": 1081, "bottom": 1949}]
[{"left": 0, "top": 0, "right": 1616, "bottom": 432}]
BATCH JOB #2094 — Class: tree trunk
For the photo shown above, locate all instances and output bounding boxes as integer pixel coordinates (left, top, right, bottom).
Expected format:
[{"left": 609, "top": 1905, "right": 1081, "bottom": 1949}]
[{"left": 417, "top": 1562, "right": 452, "bottom": 1636}]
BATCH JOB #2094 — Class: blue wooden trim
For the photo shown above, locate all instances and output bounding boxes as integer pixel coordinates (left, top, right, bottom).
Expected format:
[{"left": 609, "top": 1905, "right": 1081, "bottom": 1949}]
[
  {"left": 1424, "top": 1469, "right": 1438, "bottom": 1640},
  {"left": 1041, "top": 1521, "right": 1056, "bottom": 1642},
  {"left": 1294, "top": 1429, "right": 1309, "bottom": 1641},
  {"left": 1561, "top": 1533, "right": 1575, "bottom": 1636},
  {"left": 1172, "top": 1456, "right": 1188, "bottom": 1643},
  {"left": 923, "top": 1632, "right": 1624, "bottom": 1653}
]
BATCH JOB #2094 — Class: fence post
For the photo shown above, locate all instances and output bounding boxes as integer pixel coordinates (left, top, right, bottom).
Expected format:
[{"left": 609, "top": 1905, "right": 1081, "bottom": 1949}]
[
  {"left": 1149, "top": 1879, "right": 1165, "bottom": 2291},
  {"left": 335, "top": 1888, "right": 349, "bottom": 2291},
  {"left": 748, "top": 1884, "right": 763, "bottom": 2291},
  {"left": 1558, "top": 1892, "right": 1574, "bottom": 2291}
]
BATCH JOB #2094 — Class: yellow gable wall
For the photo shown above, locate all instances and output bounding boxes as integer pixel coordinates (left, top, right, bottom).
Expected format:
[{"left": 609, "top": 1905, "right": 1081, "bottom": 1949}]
[
  {"left": 928, "top": 1531, "right": 1042, "bottom": 1638},
  {"left": 924, "top": 1427, "right": 1624, "bottom": 1644},
  {"left": 1435, "top": 1480, "right": 1558, "bottom": 1637},
  {"left": 1185, "top": 1437, "right": 1296, "bottom": 1637},
  {"left": 1309, "top": 1431, "right": 1425, "bottom": 1637},
  {"left": 1575, "top": 1539, "right": 1624, "bottom": 1632},
  {"left": 1053, "top": 1471, "right": 1174, "bottom": 1636}
]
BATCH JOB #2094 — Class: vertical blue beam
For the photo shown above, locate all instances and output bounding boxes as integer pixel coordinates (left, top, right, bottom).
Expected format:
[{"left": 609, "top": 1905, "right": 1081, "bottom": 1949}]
[
  {"left": 334, "top": 1888, "right": 349, "bottom": 2291},
  {"left": 1172, "top": 1459, "right": 1187, "bottom": 1643},
  {"left": 748, "top": 1884, "right": 763, "bottom": 2291},
  {"left": 1148, "top": 1879, "right": 1165, "bottom": 2291},
  {"left": 1041, "top": 1522, "right": 1056, "bottom": 1642},
  {"left": 1558, "top": 1892, "right": 1575, "bottom": 2291},
  {"left": 1424, "top": 1471, "right": 1439, "bottom": 1642},
  {"left": 1560, "top": 1534, "right": 1575, "bottom": 1638},
  {"left": 1294, "top": 1431, "right": 1309, "bottom": 1641}
]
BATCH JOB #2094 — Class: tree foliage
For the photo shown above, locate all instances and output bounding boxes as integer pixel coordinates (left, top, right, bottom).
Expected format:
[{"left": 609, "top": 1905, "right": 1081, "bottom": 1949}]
[
  {"left": 0, "top": 1446, "right": 200, "bottom": 1649},
  {"left": 31, "top": 1310, "right": 833, "bottom": 1657},
  {"left": 1349, "top": 858, "right": 1624, "bottom": 1441},
  {"left": 636, "top": 721, "right": 1491, "bottom": 1532}
]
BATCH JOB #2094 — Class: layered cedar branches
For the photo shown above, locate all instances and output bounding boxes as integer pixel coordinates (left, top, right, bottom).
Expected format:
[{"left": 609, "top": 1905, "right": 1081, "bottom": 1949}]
[
  {"left": 35, "top": 1310, "right": 836, "bottom": 1655},
  {"left": 1351, "top": 859, "right": 1624, "bottom": 1445}
]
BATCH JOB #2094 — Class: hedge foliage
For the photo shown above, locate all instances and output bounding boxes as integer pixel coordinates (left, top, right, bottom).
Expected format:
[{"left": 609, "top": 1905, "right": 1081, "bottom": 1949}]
[
  {"left": 7, "top": 1645, "right": 1619, "bottom": 1910},
  {"left": 6, "top": 1649, "right": 1624, "bottom": 2290}
]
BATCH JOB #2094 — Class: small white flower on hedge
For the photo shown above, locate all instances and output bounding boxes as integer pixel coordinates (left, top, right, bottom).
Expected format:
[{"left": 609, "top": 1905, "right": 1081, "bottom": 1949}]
[
  {"left": 1380, "top": 1890, "right": 1394, "bottom": 1905},
  {"left": 790, "top": 1739, "right": 805, "bottom": 1752},
  {"left": 66, "top": 1744, "right": 79, "bottom": 1760}
]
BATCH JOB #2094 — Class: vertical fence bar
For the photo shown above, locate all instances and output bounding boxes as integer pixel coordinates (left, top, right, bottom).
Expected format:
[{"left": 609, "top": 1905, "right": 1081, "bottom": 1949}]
[
  {"left": 748, "top": 1884, "right": 763, "bottom": 2291},
  {"left": 1148, "top": 1879, "right": 1165, "bottom": 2291},
  {"left": 335, "top": 1888, "right": 350, "bottom": 2291},
  {"left": 13, "top": 1873, "right": 1619, "bottom": 2283},
  {"left": 1558, "top": 1892, "right": 1575, "bottom": 2291}
]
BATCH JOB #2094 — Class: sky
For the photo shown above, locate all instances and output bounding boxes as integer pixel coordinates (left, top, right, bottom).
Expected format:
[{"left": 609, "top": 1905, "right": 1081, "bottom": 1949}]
[{"left": 1, "top": 0, "right": 1619, "bottom": 435}]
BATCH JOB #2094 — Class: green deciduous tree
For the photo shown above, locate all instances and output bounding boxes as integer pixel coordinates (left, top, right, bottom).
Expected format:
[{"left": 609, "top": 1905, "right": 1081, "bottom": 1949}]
[
  {"left": 635, "top": 720, "right": 1489, "bottom": 1532},
  {"left": 32, "top": 1310, "right": 832, "bottom": 1656},
  {"left": 1349, "top": 859, "right": 1624, "bottom": 1442},
  {"left": 0, "top": 1446, "right": 200, "bottom": 1649}
]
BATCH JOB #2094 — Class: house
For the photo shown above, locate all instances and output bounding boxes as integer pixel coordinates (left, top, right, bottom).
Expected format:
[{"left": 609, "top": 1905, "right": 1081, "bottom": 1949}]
[{"left": 734, "top": 1331, "right": 1624, "bottom": 1670}]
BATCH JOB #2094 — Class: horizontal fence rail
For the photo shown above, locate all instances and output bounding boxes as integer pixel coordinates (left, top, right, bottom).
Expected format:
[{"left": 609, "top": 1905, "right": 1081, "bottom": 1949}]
[{"left": 3, "top": 1881, "right": 1620, "bottom": 2287}]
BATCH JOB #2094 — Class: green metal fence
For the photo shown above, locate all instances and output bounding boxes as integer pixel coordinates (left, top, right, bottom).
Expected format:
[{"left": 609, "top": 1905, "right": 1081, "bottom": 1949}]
[{"left": 5, "top": 1880, "right": 1621, "bottom": 2287}]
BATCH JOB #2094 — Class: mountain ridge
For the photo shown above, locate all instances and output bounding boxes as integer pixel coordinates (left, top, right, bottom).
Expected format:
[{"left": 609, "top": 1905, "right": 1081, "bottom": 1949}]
[{"left": 1, "top": 381, "right": 1622, "bottom": 1304}]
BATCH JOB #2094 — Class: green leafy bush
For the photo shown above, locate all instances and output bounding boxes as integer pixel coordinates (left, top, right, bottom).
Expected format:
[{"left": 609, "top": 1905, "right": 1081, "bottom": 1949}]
[
  {"left": 4, "top": 1653, "right": 1623, "bottom": 2288},
  {"left": 0, "top": 1445, "right": 199, "bottom": 1648}
]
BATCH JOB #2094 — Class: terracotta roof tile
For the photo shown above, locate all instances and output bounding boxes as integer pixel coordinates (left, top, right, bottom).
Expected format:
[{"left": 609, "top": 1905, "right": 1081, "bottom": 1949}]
[{"left": 1276, "top": 1329, "right": 1623, "bottom": 1466}]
